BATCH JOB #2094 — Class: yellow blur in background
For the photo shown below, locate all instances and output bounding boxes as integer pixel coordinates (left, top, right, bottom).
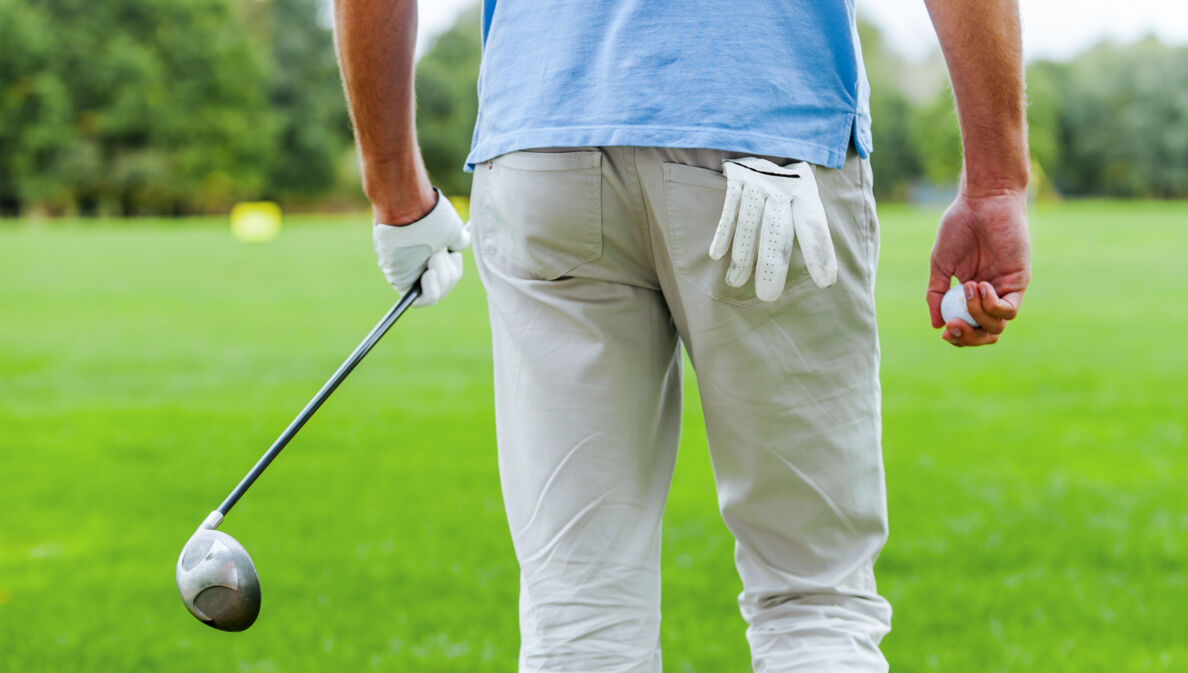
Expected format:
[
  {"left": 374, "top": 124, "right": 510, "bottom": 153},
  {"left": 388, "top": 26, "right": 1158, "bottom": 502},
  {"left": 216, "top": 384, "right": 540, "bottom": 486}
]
[
  {"left": 449, "top": 195, "right": 470, "bottom": 221},
  {"left": 230, "top": 202, "right": 283, "bottom": 242}
]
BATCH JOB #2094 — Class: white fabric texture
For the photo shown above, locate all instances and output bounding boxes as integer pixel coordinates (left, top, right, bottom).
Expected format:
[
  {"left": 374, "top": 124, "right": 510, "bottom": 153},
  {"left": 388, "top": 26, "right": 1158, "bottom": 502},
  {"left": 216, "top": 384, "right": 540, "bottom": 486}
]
[
  {"left": 373, "top": 187, "right": 471, "bottom": 307},
  {"left": 711, "top": 157, "right": 838, "bottom": 298},
  {"left": 471, "top": 146, "right": 890, "bottom": 673}
]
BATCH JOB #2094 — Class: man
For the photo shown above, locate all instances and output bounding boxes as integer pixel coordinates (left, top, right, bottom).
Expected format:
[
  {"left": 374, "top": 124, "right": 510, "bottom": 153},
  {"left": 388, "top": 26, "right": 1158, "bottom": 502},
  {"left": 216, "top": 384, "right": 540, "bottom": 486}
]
[{"left": 334, "top": 0, "right": 1030, "bottom": 670}]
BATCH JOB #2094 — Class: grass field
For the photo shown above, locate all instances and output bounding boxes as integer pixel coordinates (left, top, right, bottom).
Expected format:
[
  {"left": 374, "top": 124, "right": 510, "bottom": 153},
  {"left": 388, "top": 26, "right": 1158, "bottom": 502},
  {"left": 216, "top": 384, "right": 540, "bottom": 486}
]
[{"left": 2, "top": 201, "right": 1186, "bottom": 672}]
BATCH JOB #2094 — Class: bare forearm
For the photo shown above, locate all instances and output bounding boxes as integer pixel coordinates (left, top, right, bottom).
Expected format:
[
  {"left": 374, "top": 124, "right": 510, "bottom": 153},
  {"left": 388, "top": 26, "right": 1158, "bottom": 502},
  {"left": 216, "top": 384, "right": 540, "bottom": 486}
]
[
  {"left": 334, "top": 0, "right": 434, "bottom": 223},
  {"left": 924, "top": 0, "right": 1029, "bottom": 195}
]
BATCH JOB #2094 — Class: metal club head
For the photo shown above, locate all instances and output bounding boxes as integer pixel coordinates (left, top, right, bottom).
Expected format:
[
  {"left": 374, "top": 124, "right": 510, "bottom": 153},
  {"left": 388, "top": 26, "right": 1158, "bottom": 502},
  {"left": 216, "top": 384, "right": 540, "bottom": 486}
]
[{"left": 176, "top": 512, "right": 261, "bottom": 631}]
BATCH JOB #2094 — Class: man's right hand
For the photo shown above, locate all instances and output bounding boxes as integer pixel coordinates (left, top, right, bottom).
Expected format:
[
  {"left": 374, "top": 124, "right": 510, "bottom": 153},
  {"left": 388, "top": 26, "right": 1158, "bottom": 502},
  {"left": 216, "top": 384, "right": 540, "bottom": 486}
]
[
  {"left": 927, "top": 188, "right": 1030, "bottom": 346},
  {"left": 373, "top": 188, "right": 471, "bottom": 307},
  {"left": 923, "top": 0, "right": 1031, "bottom": 347}
]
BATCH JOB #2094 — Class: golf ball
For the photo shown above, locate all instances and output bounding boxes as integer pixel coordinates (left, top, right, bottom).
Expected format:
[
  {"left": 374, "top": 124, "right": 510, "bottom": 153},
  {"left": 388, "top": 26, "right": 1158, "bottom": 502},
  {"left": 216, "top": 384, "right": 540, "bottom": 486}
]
[{"left": 941, "top": 285, "right": 980, "bottom": 328}]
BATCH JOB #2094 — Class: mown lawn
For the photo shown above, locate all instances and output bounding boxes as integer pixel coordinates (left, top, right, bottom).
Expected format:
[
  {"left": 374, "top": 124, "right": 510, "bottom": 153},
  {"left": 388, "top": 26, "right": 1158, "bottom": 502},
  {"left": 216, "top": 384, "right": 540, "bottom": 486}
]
[{"left": 2, "top": 200, "right": 1186, "bottom": 672}]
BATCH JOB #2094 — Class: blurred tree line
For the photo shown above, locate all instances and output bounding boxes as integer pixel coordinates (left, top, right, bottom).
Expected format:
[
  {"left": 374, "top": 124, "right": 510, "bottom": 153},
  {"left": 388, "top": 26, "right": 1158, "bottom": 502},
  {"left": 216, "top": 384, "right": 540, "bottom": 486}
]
[
  {"left": 2, "top": 2, "right": 1186, "bottom": 217},
  {"left": 0, "top": 0, "right": 351, "bottom": 216},
  {"left": 863, "top": 25, "right": 1188, "bottom": 201}
]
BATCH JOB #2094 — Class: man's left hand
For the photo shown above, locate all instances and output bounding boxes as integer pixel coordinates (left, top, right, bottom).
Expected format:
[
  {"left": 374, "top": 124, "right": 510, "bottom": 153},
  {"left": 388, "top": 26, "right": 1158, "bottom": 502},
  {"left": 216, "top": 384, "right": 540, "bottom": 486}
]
[{"left": 373, "top": 188, "right": 471, "bottom": 307}]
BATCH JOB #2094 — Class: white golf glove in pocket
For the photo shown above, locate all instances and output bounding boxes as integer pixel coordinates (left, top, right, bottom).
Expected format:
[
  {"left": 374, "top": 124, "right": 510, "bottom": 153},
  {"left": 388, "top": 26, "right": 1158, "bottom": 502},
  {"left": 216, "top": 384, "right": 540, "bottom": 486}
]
[
  {"left": 373, "top": 188, "right": 471, "bottom": 307},
  {"left": 710, "top": 157, "right": 837, "bottom": 300}
]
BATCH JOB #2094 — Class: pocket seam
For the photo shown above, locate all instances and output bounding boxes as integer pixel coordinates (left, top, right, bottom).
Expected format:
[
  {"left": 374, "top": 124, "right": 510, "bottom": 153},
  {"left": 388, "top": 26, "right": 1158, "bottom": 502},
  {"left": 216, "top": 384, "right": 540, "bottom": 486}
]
[{"left": 491, "top": 149, "right": 602, "bottom": 172}]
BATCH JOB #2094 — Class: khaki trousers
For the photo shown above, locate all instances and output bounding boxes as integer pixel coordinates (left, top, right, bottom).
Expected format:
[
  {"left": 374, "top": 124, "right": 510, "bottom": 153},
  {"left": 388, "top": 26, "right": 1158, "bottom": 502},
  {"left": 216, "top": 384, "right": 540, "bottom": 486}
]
[{"left": 470, "top": 146, "right": 890, "bottom": 673}]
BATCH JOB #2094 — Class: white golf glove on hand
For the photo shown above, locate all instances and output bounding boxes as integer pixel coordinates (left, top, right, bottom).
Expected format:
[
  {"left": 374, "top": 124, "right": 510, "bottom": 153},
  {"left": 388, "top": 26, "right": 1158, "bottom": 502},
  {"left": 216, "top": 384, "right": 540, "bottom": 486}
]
[
  {"left": 709, "top": 157, "right": 838, "bottom": 300},
  {"left": 373, "top": 188, "right": 471, "bottom": 307}
]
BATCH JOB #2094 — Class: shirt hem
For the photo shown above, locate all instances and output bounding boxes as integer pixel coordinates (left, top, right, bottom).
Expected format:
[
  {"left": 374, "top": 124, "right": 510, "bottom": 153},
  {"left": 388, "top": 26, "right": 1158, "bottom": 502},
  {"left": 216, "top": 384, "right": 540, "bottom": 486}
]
[{"left": 464, "top": 120, "right": 870, "bottom": 173}]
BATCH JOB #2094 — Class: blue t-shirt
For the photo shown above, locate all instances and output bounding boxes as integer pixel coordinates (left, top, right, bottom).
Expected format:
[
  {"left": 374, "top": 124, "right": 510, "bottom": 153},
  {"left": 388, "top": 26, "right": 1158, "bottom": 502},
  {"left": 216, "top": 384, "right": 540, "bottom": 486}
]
[{"left": 465, "top": 0, "right": 871, "bottom": 171}]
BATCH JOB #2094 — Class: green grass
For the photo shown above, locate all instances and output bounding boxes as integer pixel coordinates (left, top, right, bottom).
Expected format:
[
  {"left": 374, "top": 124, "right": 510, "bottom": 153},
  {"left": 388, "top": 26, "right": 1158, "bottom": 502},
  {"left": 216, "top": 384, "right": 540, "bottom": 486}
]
[{"left": 2, "top": 201, "right": 1186, "bottom": 672}]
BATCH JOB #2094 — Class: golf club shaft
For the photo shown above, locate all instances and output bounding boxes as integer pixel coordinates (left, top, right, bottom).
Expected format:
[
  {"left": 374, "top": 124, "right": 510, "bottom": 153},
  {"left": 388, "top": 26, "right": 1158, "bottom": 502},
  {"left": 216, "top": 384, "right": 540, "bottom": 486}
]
[{"left": 215, "top": 284, "right": 422, "bottom": 518}]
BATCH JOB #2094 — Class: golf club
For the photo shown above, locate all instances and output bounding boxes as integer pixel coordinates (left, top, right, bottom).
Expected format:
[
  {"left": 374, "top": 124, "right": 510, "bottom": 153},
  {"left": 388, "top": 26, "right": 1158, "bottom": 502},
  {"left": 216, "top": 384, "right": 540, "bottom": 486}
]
[{"left": 176, "top": 283, "right": 422, "bottom": 631}]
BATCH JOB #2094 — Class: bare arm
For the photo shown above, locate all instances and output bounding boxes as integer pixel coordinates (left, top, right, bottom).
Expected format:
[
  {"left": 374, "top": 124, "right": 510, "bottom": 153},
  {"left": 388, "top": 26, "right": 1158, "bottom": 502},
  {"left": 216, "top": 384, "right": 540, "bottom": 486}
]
[
  {"left": 923, "top": 0, "right": 1032, "bottom": 347},
  {"left": 334, "top": 0, "right": 436, "bottom": 225}
]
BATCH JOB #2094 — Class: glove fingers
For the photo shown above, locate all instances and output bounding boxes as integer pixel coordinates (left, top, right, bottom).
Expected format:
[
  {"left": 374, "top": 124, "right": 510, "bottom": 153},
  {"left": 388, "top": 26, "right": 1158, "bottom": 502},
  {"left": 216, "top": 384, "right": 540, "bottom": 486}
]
[
  {"left": 709, "top": 182, "right": 742, "bottom": 260},
  {"left": 376, "top": 247, "right": 430, "bottom": 294},
  {"left": 447, "top": 223, "right": 472, "bottom": 252},
  {"left": 755, "top": 197, "right": 794, "bottom": 301},
  {"left": 414, "top": 268, "right": 438, "bottom": 307},
  {"left": 726, "top": 184, "right": 765, "bottom": 287},
  {"left": 439, "top": 250, "right": 464, "bottom": 295},
  {"left": 414, "top": 249, "right": 464, "bottom": 307},
  {"left": 417, "top": 250, "right": 446, "bottom": 306},
  {"left": 794, "top": 198, "right": 838, "bottom": 289}
]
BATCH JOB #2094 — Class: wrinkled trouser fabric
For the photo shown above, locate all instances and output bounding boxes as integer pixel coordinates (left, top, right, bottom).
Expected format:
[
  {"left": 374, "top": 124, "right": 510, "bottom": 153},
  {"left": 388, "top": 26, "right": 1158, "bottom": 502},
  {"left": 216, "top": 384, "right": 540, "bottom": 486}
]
[{"left": 470, "top": 146, "right": 891, "bottom": 673}]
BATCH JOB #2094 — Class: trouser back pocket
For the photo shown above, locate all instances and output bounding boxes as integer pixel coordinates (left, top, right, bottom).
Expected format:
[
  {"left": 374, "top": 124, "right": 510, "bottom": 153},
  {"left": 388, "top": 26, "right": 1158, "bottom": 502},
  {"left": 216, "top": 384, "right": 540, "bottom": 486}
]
[{"left": 478, "top": 150, "right": 604, "bottom": 280}]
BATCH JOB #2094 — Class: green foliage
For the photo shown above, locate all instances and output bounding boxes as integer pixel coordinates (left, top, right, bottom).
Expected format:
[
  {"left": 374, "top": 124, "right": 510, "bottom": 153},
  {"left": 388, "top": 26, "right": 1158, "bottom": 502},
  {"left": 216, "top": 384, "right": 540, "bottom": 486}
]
[
  {"left": 0, "top": 0, "right": 350, "bottom": 215},
  {"left": 909, "top": 86, "right": 964, "bottom": 185},
  {"left": 0, "top": 0, "right": 74, "bottom": 213},
  {"left": 865, "top": 26, "right": 1188, "bottom": 199},
  {"left": 1044, "top": 39, "right": 1188, "bottom": 198},
  {"left": 860, "top": 19, "right": 924, "bottom": 200},
  {"left": 415, "top": 6, "right": 482, "bottom": 198},
  {"left": 264, "top": 0, "right": 353, "bottom": 203},
  {"left": 868, "top": 89, "right": 922, "bottom": 200},
  {"left": 54, "top": 0, "right": 275, "bottom": 214},
  {"left": 1024, "top": 61, "right": 1063, "bottom": 177}
]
